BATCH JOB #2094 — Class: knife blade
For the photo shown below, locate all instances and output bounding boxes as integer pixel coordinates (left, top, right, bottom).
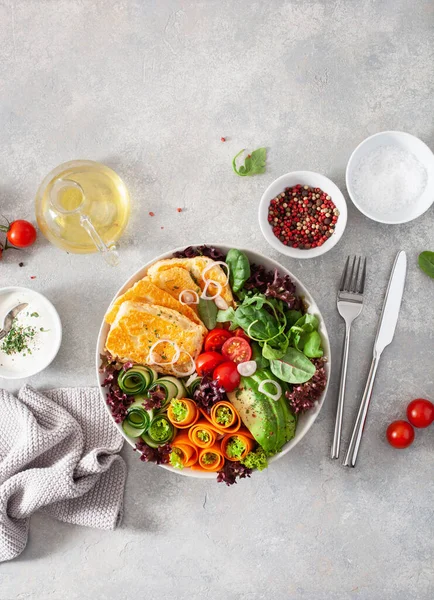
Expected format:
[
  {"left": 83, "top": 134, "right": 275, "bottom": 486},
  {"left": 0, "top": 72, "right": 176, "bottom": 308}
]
[
  {"left": 343, "top": 250, "right": 407, "bottom": 467},
  {"left": 374, "top": 250, "right": 407, "bottom": 356},
  {"left": 0, "top": 302, "right": 29, "bottom": 341}
]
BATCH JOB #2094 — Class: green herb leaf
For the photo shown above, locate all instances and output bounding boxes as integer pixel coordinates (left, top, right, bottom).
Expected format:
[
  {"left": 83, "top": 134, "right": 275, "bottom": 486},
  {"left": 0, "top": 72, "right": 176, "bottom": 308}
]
[
  {"left": 269, "top": 348, "right": 316, "bottom": 384},
  {"left": 232, "top": 147, "right": 267, "bottom": 177},
  {"left": 303, "top": 331, "right": 324, "bottom": 358},
  {"left": 30, "top": 312, "right": 39, "bottom": 318},
  {"left": 251, "top": 342, "right": 270, "bottom": 369},
  {"left": 225, "top": 248, "right": 251, "bottom": 293},
  {"left": 418, "top": 251, "right": 434, "bottom": 279},
  {"left": 198, "top": 298, "right": 218, "bottom": 329}
]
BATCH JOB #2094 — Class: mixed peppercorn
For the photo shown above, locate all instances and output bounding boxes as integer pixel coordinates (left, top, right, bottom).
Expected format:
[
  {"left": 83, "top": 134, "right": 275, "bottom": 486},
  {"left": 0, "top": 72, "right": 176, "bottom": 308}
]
[{"left": 268, "top": 184, "right": 339, "bottom": 249}]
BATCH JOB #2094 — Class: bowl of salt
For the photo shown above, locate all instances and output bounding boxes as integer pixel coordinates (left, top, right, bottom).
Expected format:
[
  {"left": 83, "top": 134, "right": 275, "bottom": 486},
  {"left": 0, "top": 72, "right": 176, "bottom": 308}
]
[{"left": 346, "top": 131, "right": 434, "bottom": 224}]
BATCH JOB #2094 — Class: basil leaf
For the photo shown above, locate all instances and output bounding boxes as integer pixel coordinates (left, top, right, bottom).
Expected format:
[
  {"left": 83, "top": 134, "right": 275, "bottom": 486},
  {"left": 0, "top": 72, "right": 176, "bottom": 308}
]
[
  {"left": 303, "top": 331, "right": 324, "bottom": 358},
  {"left": 269, "top": 348, "right": 316, "bottom": 383},
  {"left": 232, "top": 147, "right": 267, "bottom": 177},
  {"left": 198, "top": 299, "right": 218, "bottom": 329},
  {"left": 225, "top": 249, "right": 251, "bottom": 293},
  {"left": 418, "top": 251, "right": 434, "bottom": 279}
]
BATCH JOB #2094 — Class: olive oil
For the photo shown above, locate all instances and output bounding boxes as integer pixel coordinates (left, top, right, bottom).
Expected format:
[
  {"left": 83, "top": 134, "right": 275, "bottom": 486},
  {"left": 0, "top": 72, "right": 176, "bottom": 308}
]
[{"left": 35, "top": 160, "right": 130, "bottom": 254}]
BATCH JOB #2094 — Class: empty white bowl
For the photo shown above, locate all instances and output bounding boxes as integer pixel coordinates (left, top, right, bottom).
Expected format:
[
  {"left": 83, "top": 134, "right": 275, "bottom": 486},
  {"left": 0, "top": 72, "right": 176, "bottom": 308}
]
[
  {"left": 258, "top": 171, "right": 348, "bottom": 259},
  {"left": 346, "top": 131, "right": 434, "bottom": 224}
]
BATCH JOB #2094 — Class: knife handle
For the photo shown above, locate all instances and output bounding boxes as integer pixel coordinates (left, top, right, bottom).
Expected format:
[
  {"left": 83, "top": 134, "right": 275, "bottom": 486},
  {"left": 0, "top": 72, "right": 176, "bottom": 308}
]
[{"left": 343, "top": 354, "right": 380, "bottom": 467}]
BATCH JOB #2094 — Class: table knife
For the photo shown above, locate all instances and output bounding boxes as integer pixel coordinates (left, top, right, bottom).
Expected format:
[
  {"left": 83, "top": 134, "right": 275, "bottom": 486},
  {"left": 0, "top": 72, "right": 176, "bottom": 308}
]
[{"left": 343, "top": 250, "right": 407, "bottom": 467}]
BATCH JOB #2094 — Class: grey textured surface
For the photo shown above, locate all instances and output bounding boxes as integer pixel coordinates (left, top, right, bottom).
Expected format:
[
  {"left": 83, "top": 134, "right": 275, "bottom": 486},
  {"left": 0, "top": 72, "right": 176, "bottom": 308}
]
[{"left": 0, "top": 1, "right": 433, "bottom": 599}]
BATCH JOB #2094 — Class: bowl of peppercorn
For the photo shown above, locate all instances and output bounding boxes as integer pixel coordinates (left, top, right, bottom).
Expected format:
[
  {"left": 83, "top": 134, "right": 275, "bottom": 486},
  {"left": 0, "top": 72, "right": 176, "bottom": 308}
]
[{"left": 258, "top": 171, "right": 347, "bottom": 258}]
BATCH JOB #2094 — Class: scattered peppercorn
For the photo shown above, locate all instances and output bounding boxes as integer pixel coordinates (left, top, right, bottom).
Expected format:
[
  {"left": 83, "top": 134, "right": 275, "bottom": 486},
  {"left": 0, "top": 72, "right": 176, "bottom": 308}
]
[
  {"left": 267, "top": 184, "right": 339, "bottom": 249},
  {"left": 161, "top": 226, "right": 164, "bottom": 230},
  {"left": 149, "top": 212, "right": 155, "bottom": 217},
  {"left": 19, "top": 262, "right": 24, "bottom": 267},
  {"left": 30, "top": 276, "right": 36, "bottom": 279},
  {"left": 177, "top": 208, "right": 182, "bottom": 213}
]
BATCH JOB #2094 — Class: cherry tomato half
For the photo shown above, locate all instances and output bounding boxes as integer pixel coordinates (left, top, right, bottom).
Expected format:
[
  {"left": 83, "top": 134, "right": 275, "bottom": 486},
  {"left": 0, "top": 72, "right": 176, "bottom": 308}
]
[
  {"left": 386, "top": 420, "right": 415, "bottom": 449},
  {"left": 204, "top": 328, "right": 232, "bottom": 352},
  {"left": 6, "top": 220, "right": 37, "bottom": 248},
  {"left": 213, "top": 361, "right": 240, "bottom": 392},
  {"left": 233, "top": 328, "right": 250, "bottom": 342},
  {"left": 406, "top": 398, "right": 434, "bottom": 428},
  {"left": 196, "top": 352, "right": 224, "bottom": 376},
  {"left": 221, "top": 337, "right": 252, "bottom": 364}
]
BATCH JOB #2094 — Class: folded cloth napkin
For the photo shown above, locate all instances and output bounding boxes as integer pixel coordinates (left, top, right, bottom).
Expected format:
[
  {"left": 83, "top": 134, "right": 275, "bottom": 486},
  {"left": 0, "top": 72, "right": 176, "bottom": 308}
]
[{"left": 0, "top": 385, "right": 127, "bottom": 562}]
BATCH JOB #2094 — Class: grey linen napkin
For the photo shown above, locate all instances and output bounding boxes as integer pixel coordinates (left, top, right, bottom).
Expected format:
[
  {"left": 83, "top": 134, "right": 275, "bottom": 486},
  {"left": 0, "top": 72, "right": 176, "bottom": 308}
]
[{"left": 0, "top": 385, "right": 127, "bottom": 562}]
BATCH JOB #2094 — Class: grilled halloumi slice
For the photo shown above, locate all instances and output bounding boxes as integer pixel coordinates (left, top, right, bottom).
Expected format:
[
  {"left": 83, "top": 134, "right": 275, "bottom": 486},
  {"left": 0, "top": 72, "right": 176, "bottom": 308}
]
[
  {"left": 105, "top": 301, "right": 206, "bottom": 374},
  {"left": 146, "top": 267, "right": 202, "bottom": 313},
  {"left": 147, "top": 257, "right": 234, "bottom": 306},
  {"left": 104, "top": 276, "right": 205, "bottom": 330}
]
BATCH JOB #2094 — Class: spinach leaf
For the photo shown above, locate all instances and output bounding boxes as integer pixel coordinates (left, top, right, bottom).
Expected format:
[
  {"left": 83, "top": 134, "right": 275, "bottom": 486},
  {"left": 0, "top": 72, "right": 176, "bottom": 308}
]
[
  {"left": 285, "top": 310, "right": 303, "bottom": 327},
  {"left": 198, "top": 298, "right": 218, "bottom": 329},
  {"left": 303, "top": 331, "right": 324, "bottom": 358},
  {"left": 225, "top": 249, "right": 251, "bottom": 293},
  {"left": 292, "top": 314, "right": 319, "bottom": 332},
  {"left": 216, "top": 306, "right": 236, "bottom": 323},
  {"left": 232, "top": 148, "right": 267, "bottom": 177},
  {"left": 251, "top": 342, "right": 270, "bottom": 369},
  {"left": 234, "top": 304, "right": 280, "bottom": 341},
  {"left": 418, "top": 251, "right": 434, "bottom": 279},
  {"left": 269, "top": 348, "right": 316, "bottom": 384},
  {"left": 262, "top": 344, "right": 286, "bottom": 360}
]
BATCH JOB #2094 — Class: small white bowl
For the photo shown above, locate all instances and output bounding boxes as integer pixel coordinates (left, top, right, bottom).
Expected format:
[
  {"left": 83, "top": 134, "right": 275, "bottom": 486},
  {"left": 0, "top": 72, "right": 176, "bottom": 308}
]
[
  {"left": 0, "top": 287, "right": 62, "bottom": 379},
  {"left": 346, "top": 131, "right": 434, "bottom": 224},
  {"left": 258, "top": 171, "right": 348, "bottom": 259}
]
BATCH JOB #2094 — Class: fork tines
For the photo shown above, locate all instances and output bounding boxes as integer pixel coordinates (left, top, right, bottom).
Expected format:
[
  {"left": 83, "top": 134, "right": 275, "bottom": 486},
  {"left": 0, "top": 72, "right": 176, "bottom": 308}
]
[{"left": 339, "top": 256, "right": 366, "bottom": 294}]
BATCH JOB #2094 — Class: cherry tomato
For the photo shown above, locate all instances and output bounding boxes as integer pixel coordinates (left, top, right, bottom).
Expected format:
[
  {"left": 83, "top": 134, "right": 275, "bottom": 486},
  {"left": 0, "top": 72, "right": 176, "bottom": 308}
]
[
  {"left": 406, "top": 398, "right": 434, "bottom": 428},
  {"left": 233, "top": 328, "right": 250, "bottom": 341},
  {"left": 221, "top": 337, "right": 252, "bottom": 364},
  {"left": 386, "top": 420, "right": 415, "bottom": 449},
  {"left": 196, "top": 352, "right": 224, "bottom": 376},
  {"left": 204, "top": 328, "right": 232, "bottom": 352},
  {"left": 6, "top": 220, "right": 37, "bottom": 248},
  {"left": 213, "top": 361, "right": 240, "bottom": 392}
]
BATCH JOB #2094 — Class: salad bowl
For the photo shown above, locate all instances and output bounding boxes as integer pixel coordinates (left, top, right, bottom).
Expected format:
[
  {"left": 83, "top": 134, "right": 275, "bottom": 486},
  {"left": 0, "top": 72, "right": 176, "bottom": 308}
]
[{"left": 96, "top": 245, "right": 331, "bottom": 480}]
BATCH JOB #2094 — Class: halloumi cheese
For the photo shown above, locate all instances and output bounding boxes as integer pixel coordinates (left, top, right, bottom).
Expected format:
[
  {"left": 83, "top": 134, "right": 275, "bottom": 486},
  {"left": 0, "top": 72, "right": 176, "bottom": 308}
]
[
  {"left": 104, "top": 276, "right": 205, "bottom": 329},
  {"left": 105, "top": 301, "right": 206, "bottom": 374},
  {"left": 147, "top": 257, "right": 234, "bottom": 306}
]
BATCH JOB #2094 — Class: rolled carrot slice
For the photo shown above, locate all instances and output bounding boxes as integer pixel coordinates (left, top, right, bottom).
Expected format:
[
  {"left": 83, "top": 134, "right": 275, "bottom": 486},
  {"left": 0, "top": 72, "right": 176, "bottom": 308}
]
[
  {"left": 193, "top": 444, "right": 225, "bottom": 472},
  {"left": 171, "top": 432, "right": 198, "bottom": 468},
  {"left": 209, "top": 401, "right": 241, "bottom": 433},
  {"left": 188, "top": 420, "right": 220, "bottom": 449},
  {"left": 167, "top": 398, "right": 199, "bottom": 429},
  {"left": 221, "top": 430, "right": 255, "bottom": 462}
]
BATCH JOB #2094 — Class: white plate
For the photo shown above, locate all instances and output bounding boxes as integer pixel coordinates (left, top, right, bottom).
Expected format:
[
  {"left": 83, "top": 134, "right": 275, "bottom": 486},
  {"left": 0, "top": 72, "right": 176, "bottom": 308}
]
[
  {"left": 0, "top": 287, "right": 62, "bottom": 379},
  {"left": 96, "top": 245, "right": 331, "bottom": 479},
  {"left": 346, "top": 131, "right": 434, "bottom": 224},
  {"left": 258, "top": 171, "right": 348, "bottom": 259}
]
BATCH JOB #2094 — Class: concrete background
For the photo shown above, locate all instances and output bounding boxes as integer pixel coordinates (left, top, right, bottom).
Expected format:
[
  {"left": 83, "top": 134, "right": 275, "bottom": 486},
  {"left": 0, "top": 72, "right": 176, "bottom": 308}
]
[{"left": 1, "top": 1, "right": 433, "bottom": 599}]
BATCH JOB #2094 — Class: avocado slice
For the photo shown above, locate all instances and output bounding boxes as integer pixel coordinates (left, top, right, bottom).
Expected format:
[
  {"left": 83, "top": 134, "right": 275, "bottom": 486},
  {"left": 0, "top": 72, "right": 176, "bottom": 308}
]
[{"left": 228, "top": 369, "right": 297, "bottom": 455}]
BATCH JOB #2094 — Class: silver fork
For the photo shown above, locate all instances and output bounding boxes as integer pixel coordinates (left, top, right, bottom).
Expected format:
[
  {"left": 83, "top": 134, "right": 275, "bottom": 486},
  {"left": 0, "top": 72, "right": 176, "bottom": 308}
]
[{"left": 331, "top": 256, "right": 366, "bottom": 460}]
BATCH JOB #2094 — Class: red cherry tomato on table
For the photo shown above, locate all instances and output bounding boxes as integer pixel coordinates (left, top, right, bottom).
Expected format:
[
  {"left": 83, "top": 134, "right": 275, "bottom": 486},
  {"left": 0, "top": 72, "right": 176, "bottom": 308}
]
[
  {"left": 233, "top": 328, "right": 250, "bottom": 341},
  {"left": 204, "top": 329, "right": 233, "bottom": 352},
  {"left": 386, "top": 420, "right": 415, "bottom": 449},
  {"left": 196, "top": 352, "right": 224, "bottom": 376},
  {"left": 6, "top": 220, "right": 37, "bottom": 248},
  {"left": 406, "top": 398, "right": 434, "bottom": 428},
  {"left": 221, "top": 337, "right": 252, "bottom": 364},
  {"left": 213, "top": 361, "right": 240, "bottom": 392}
]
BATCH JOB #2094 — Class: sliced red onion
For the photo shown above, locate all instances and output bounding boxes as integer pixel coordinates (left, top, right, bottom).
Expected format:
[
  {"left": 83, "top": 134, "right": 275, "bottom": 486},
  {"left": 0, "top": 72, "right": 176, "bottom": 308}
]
[
  {"left": 258, "top": 379, "right": 282, "bottom": 402},
  {"left": 214, "top": 295, "right": 228, "bottom": 310},
  {"left": 148, "top": 339, "right": 180, "bottom": 366},
  {"left": 202, "top": 261, "right": 230, "bottom": 286},
  {"left": 179, "top": 290, "right": 200, "bottom": 305},
  {"left": 237, "top": 360, "right": 257, "bottom": 377},
  {"left": 171, "top": 351, "right": 196, "bottom": 377},
  {"left": 200, "top": 279, "right": 222, "bottom": 300},
  {"left": 185, "top": 372, "right": 199, "bottom": 388}
]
